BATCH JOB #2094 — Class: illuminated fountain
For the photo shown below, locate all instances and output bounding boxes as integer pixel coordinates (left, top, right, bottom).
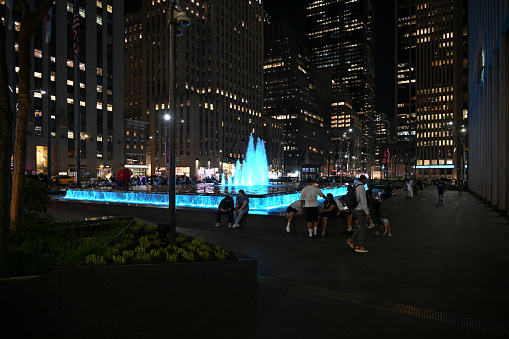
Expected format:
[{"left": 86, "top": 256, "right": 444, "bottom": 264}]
[
  {"left": 222, "top": 134, "right": 269, "bottom": 187},
  {"left": 61, "top": 134, "right": 349, "bottom": 212}
]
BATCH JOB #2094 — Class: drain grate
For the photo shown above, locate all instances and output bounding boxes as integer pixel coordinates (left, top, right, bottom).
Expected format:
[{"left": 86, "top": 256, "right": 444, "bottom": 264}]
[{"left": 258, "top": 275, "right": 509, "bottom": 336}]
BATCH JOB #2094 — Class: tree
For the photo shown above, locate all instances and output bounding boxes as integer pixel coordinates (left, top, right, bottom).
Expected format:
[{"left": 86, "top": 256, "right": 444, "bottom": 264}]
[
  {"left": 9, "top": 0, "right": 53, "bottom": 233},
  {"left": 0, "top": 4, "right": 14, "bottom": 254}
]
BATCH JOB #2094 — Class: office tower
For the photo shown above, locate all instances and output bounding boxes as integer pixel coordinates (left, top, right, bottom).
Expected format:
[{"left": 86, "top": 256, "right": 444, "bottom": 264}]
[
  {"left": 125, "top": 0, "right": 264, "bottom": 179},
  {"left": 264, "top": 20, "right": 326, "bottom": 177},
  {"left": 307, "top": 0, "right": 376, "bottom": 174},
  {"left": 468, "top": 0, "right": 509, "bottom": 214},
  {"left": 396, "top": 1, "right": 417, "bottom": 143},
  {"left": 413, "top": 0, "right": 468, "bottom": 179},
  {"left": 3, "top": 0, "right": 125, "bottom": 180}
]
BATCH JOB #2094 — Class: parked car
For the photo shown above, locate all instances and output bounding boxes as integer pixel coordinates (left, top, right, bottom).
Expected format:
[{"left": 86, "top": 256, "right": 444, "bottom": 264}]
[{"left": 52, "top": 175, "right": 75, "bottom": 186}]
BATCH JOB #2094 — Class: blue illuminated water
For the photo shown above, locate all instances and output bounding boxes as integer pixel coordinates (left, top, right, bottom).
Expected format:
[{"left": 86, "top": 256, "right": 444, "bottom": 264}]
[
  {"left": 62, "top": 185, "right": 350, "bottom": 212},
  {"left": 222, "top": 134, "right": 269, "bottom": 187}
]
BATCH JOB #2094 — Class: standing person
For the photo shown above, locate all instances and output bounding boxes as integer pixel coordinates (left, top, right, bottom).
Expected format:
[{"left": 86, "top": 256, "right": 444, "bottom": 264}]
[
  {"left": 346, "top": 175, "right": 372, "bottom": 253},
  {"left": 285, "top": 200, "right": 304, "bottom": 233},
  {"left": 437, "top": 179, "right": 446, "bottom": 202},
  {"left": 232, "top": 189, "right": 249, "bottom": 228},
  {"left": 457, "top": 178, "right": 464, "bottom": 195},
  {"left": 300, "top": 178, "right": 326, "bottom": 238},
  {"left": 405, "top": 180, "right": 414, "bottom": 198},
  {"left": 318, "top": 193, "right": 338, "bottom": 236},
  {"left": 215, "top": 195, "right": 234, "bottom": 228}
]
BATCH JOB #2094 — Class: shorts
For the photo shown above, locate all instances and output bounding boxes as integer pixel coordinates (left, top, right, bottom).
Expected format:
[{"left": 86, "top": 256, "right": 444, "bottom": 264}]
[
  {"left": 286, "top": 206, "right": 298, "bottom": 214},
  {"left": 321, "top": 211, "right": 337, "bottom": 219},
  {"left": 305, "top": 206, "right": 319, "bottom": 222}
]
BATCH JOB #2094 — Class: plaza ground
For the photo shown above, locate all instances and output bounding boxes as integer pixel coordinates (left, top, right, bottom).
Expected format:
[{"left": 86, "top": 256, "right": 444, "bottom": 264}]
[{"left": 47, "top": 188, "right": 509, "bottom": 338}]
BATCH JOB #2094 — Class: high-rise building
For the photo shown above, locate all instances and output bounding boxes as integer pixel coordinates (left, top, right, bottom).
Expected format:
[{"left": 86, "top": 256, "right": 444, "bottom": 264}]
[
  {"left": 468, "top": 0, "right": 509, "bottom": 215},
  {"left": 125, "top": 0, "right": 264, "bottom": 180},
  {"left": 413, "top": 0, "right": 468, "bottom": 179},
  {"left": 396, "top": 1, "right": 417, "bottom": 143},
  {"left": 4, "top": 0, "right": 125, "bottom": 180},
  {"left": 264, "top": 20, "right": 326, "bottom": 177},
  {"left": 307, "top": 0, "right": 376, "bottom": 174}
]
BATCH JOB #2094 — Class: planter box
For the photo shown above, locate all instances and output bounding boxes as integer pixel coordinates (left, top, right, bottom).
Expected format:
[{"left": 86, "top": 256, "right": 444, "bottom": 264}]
[{"left": 0, "top": 258, "right": 257, "bottom": 337}]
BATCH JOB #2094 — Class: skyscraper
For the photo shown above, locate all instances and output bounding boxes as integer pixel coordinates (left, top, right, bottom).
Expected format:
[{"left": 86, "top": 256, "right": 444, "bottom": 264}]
[
  {"left": 4, "top": 0, "right": 125, "bottom": 180},
  {"left": 264, "top": 20, "right": 326, "bottom": 177},
  {"left": 307, "top": 0, "right": 376, "bottom": 174},
  {"left": 412, "top": 0, "right": 468, "bottom": 179},
  {"left": 125, "top": 0, "right": 264, "bottom": 179}
]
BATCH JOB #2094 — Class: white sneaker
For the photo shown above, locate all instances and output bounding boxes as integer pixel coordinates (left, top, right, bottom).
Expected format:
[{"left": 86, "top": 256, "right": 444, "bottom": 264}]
[
  {"left": 232, "top": 223, "right": 239, "bottom": 228},
  {"left": 346, "top": 226, "right": 352, "bottom": 232},
  {"left": 215, "top": 223, "right": 220, "bottom": 228},
  {"left": 227, "top": 223, "right": 232, "bottom": 228},
  {"left": 286, "top": 226, "right": 291, "bottom": 233},
  {"left": 368, "top": 222, "right": 375, "bottom": 229},
  {"left": 387, "top": 233, "right": 392, "bottom": 237}
]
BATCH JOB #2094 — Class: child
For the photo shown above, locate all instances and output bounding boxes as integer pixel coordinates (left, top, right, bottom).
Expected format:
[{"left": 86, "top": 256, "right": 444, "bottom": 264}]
[{"left": 374, "top": 218, "right": 391, "bottom": 237}]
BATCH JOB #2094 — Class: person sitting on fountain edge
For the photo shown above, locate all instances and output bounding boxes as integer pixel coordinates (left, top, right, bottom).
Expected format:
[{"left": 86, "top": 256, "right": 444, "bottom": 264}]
[
  {"left": 215, "top": 195, "right": 234, "bottom": 228},
  {"left": 232, "top": 189, "right": 249, "bottom": 228}
]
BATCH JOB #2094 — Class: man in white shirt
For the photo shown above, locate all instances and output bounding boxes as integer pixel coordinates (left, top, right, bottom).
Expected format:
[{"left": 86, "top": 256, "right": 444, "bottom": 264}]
[
  {"left": 300, "top": 178, "right": 326, "bottom": 238},
  {"left": 346, "top": 175, "right": 372, "bottom": 252}
]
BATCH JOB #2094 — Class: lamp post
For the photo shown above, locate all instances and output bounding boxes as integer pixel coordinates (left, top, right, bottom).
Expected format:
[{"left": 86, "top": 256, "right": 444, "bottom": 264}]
[
  {"left": 167, "top": 1, "right": 190, "bottom": 243},
  {"left": 164, "top": 113, "right": 170, "bottom": 181}
]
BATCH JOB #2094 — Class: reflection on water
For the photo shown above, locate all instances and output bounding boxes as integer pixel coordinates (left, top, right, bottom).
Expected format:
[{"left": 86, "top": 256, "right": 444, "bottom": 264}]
[{"left": 62, "top": 183, "right": 350, "bottom": 212}]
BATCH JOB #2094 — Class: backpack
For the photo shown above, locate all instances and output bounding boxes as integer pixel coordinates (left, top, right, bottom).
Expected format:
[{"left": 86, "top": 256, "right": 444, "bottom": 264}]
[{"left": 345, "top": 183, "right": 361, "bottom": 209}]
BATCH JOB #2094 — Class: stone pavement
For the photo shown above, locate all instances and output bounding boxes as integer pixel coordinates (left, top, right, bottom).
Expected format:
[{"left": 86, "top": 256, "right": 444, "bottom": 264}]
[{"left": 48, "top": 188, "right": 509, "bottom": 338}]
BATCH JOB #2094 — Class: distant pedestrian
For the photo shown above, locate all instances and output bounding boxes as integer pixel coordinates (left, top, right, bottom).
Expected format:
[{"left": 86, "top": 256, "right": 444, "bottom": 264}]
[
  {"left": 405, "top": 180, "right": 414, "bottom": 198},
  {"left": 300, "top": 178, "right": 326, "bottom": 238},
  {"left": 285, "top": 200, "right": 304, "bottom": 233},
  {"left": 215, "top": 195, "right": 234, "bottom": 228},
  {"left": 318, "top": 193, "right": 338, "bottom": 236},
  {"left": 437, "top": 179, "right": 446, "bottom": 202},
  {"left": 232, "top": 189, "right": 249, "bottom": 228},
  {"left": 457, "top": 178, "right": 464, "bottom": 195},
  {"left": 346, "top": 175, "right": 372, "bottom": 253}
]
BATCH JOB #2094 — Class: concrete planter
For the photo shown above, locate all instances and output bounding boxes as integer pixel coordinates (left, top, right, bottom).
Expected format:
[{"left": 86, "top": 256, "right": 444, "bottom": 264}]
[{"left": 0, "top": 258, "right": 257, "bottom": 337}]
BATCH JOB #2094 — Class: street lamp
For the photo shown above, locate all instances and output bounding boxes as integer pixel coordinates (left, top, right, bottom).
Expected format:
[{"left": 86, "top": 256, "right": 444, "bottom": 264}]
[
  {"left": 167, "top": 0, "right": 191, "bottom": 243},
  {"left": 164, "top": 114, "right": 170, "bottom": 180}
]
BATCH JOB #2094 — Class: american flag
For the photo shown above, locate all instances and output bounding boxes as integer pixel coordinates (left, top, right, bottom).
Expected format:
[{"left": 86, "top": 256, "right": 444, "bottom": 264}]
[{"left": 72, "top": 9, "right": 80, "bottom": 55}]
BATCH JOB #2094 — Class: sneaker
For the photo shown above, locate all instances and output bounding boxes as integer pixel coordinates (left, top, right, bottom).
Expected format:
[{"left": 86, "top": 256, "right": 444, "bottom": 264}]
[
  {"left": 321, "top": 232, "right": 326, "bottom": 237},
  {"left": 355, "top": 246, "right": 368, "bottom": 253},
  {"left": 215, "top": 222, "right": 220, "bottom": 228},
  {"left": 308, "top": 233, "right": 313, "bottom": 238},
  {"left": 368, "top": 222, "right": 375, "bottom": 229},
  {"left": 286, "top": 226, "right": 291, "bottom": 233},
  {"left": 227, "top": 223, "right": 232, "bottom": 228},
  {"left": 232, "top": 223, "right": 240, "bottom": 228},
  {"left": 346, "top": 239, "right": 355, "bottom": 249},
  {"left": 346, "top": 226, "right": 352, "bottom": 232},
  {"left": 387, "top": 233, "right": 392, "bottom": 237}
]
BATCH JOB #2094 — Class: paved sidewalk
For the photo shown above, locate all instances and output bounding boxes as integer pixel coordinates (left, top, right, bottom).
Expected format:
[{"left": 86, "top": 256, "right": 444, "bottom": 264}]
[{"left": 49, "top": 189, "right": 509, "bottom": 338}]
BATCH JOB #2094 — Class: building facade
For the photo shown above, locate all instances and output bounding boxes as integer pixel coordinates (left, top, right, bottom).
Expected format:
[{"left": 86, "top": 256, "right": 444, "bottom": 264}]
[
  {"left": 306, "top": 0, "right": 376, "bottom": 175},
  {"left": 4, "top": 0, "right": 125, "bottom": 181},
  {"left": 468, "top": 0, "right": 509, "bottom": 215},
  {"left": 124, "top": 0, "right": 264, "bottom": 180},
  {"left": 264, "top": 20, "right": 326, "bottom": 177},
  {"left": 413, "top": 0, "right": 468, "bottom": 179},
  {"left": 124, "top": 119, "right": 148, "bottom": 177}
]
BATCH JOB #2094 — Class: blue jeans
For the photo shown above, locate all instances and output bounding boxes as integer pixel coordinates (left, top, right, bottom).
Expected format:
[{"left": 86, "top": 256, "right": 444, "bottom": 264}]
[{"left": 234, "top": 208, "right": 248, "bottom": 224}]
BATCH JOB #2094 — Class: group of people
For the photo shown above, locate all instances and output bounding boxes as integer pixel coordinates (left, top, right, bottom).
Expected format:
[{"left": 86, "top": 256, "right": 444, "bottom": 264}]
[{"left": 215, "top": 189, "right": 249, "bottom": 229}]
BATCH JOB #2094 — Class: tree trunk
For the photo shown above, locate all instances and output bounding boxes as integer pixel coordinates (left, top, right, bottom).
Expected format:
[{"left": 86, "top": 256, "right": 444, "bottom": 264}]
[
  {"left": 0, "top": 6, "right": 14, "bottom": 255},
  {"left": 9, "top": 0, "right": 53, "bottom": 232}
]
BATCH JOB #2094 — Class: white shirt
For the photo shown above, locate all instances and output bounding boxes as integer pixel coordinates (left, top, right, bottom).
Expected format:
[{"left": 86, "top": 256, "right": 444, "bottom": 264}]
[
  {"left": 289, "top": 200, "right": 302, "bottom": 211},
  {"left": 354, "top": 183, "right": 370, "bottom": 214},
  {"left": 300, "top": 185, "right": 325, "bottom": 208}
]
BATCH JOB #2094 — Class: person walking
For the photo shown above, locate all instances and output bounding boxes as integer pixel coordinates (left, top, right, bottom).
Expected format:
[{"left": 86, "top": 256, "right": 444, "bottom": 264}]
[
  {"left": 300, "top": 178, "right": 326, "bottom": 238},
  {"left": 405, "top": 180, "right": 414, "bottom": 199},
  {"left": 346, "top": 175, "right": 372, "bottom": 253},
  {"left": 215, "top": 195, "right": 234, "bottom": 228},
  {"left": 232, "top": 190, "right": 249, "bottom": 228},
  {"left": 285, "top": 200, "right": 304, "bottom": 233},
  {"left": 437, "top": 179, "right": 446, "bottom": 202}
]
